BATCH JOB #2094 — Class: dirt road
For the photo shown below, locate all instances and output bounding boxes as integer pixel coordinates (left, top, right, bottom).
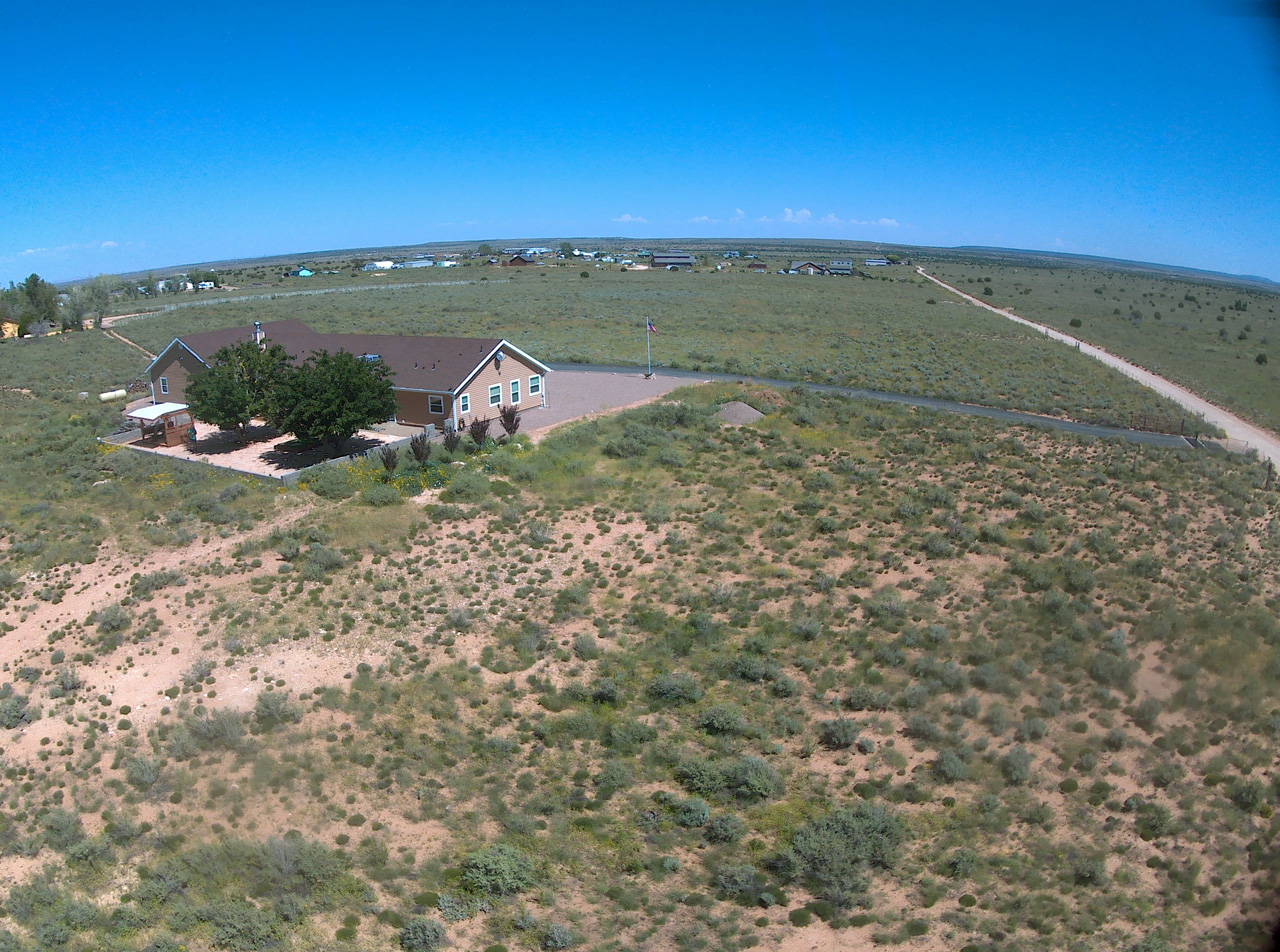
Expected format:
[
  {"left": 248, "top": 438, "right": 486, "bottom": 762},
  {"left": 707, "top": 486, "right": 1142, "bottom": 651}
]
[{"left": 918, "top": 267, "right": 1280, "bottom": 467}]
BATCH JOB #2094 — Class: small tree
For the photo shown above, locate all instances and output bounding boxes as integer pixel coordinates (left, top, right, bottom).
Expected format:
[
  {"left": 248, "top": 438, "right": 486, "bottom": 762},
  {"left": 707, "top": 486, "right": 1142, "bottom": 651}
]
[
  {"left": 409, "top": 433, "right": 432, "bottom": 464},
  {"left": 273, "top": 350, "right": 397, "bottom": 449},
  {"left": 442, "top": 423, "right": 462, "bottom": 453},
  {"left": 379, "top": 445, "right": 400, "bottom": 475},
  {"left": 187, "top": 340, "right": 290, "bottom": 441},
  {"left": 467, "top": 417, "right": 491, "bottom": 447},
  {"left": 498, "top": 404, "right": 520, "bottom": 438}
]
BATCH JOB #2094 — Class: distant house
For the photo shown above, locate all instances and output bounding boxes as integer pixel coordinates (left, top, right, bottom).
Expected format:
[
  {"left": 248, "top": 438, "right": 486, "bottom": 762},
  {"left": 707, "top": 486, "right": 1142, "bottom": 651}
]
[
  {"left": 287, "top": 269, "right": 314, "bottom": 277},
  {"left": 503, "top": 255, "right": 537, "bottom": 267},
  {"left": 789, "top": 261, "right": 826, "bottom": 276},
  {"left": 144, "top": 319, "right": 551, "bottom": 431},
  {"left": 196, "top": 281, "right": 216, "bottom": 290},
  {"left": 865, "top": 258, "right": 889, "bottom": 267},
  {"left": 827, "top": 259, "right": 853, "bottom": 276},
  {"left": 652, "top": 252, "right": 696, "bottom": 269},
  {"left": 747, "top": 261, "right": 768, "bottom": 273},
  {"left": 362, "top": 261, "right": 394, "bottom": 271}
]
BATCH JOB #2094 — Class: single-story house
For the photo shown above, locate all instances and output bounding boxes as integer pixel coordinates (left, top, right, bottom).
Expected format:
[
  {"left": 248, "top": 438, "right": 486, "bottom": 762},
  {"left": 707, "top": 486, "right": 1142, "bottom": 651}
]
[
  {"left": 747, "top": 261, "right": 768, "bottom": 273},
  {"left": 503, "top": 255, "right": 536, "bottom": 267},
  {"left": 789, "top": 261, "right": 826, "bottom": 275},
  {"left": 362, "top": 261, "right": 395, "bottom": 271},
  {"left": 865, "top": 258, "right": 889, "bottom": 267},
  {"left": 827, "top": 259, "right": 853, "bottom": 275},
  {"left": 144, "top": 319, "right": 551, "bottom": 431},
  {"left": 652, "top": 252, "right": 696, "bottom": 269},
  {"left": 287, "top": 269, "right": 314, "bottom": 277}
]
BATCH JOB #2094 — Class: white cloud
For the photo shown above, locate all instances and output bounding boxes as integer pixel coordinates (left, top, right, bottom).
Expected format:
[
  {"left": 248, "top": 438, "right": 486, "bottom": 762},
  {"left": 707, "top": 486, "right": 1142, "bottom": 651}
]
[
  {"left": 689, "top": 215, "right": 715, "bottom": 223},
  {"left": 819, "top": 213, "right": 844, "bottom": 226},
  {"left": 731, "top": 208, "right": 745, "bottom": 221},
  {"left": 1053, "top": 237, "right": 1064, "bottom": 247},
  {"left": 612, "top": 213, "right": 647, "bottom": 223},
  {"left": 100, "top": 240, "right": 119, "bottom": 248},
  {"left": 756, "top": 215, "right": 772, "bottom": 223},
  {"left": 782, "top": 208, "right": 812, "bottom": 223}
]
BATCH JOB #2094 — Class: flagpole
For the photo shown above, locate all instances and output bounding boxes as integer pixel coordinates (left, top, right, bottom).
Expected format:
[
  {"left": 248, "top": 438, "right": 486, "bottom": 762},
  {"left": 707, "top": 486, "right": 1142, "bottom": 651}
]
[{"left": 646, "top": 320, "right": 652, "bottom": 378}]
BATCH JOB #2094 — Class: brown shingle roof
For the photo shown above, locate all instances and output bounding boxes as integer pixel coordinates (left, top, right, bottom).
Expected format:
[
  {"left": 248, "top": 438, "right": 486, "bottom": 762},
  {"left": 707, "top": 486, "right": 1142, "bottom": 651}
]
[{"left": 163, "top": 320, "right": 538, "bottom": 395}]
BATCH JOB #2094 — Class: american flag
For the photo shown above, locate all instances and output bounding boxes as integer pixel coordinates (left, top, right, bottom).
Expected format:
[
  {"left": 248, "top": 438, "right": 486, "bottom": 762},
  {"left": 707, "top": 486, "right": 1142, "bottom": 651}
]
[{"left": 646, "top": 321, "right": 657, "bottom": 334}]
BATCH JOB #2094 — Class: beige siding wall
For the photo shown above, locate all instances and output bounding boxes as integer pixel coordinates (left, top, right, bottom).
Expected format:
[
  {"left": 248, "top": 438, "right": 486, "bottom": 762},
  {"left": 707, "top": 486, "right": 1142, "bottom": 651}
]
[
  {"left": 460, "top": 353, "right": 545, "bottom": 422},
  {"left": 149, "top": 346, "right": 206, "bottom": 403},
  {"left": 395, "top": 390, "right": 455, "bottom": 428}
]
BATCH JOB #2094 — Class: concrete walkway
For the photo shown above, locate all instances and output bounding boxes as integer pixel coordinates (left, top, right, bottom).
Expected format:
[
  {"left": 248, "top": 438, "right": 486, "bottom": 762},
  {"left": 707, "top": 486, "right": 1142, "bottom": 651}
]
[
  {"left": 519, "top": 368, "right": 705, "bottom": 437},
  {"left": 918, "top": 268, "right": 1280, "bottom": 466}
]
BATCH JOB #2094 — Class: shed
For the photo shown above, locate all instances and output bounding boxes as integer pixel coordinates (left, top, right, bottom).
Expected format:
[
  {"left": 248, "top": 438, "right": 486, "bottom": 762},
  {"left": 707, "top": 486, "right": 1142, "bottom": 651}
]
[
  {"left": 827, "top": 259, "right": 853, "bottom": 275},
  {"left": 503, "top": 255, "right": 536, "bottom": 267},
  {"left": 652, "top": 252, "right": 696, "bottom": 269},
  {"left": 127, "top": 402, "right": 194, "bottom": 447}
]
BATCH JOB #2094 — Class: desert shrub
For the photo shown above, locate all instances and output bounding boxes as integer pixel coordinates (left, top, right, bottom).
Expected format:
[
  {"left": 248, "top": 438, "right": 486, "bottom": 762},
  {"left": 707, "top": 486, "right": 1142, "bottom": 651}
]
[
  {"left": 676, "top": 755, "right": 781, "bottom": 802},
  {"left": 698, "top": 705, "right": 747, "bottom": 736},
  {"left": 95, "top": 603, "right": 131, "bottom": 634},
  {"left": 468, "top": 417, "right": 492, "bottom": 446},
  {"left": 1131, "top": 697, "right": 1163, "bottom": 731},
  {"left": 714, "top": 864, "right": 760, "bottom": 897},
  {"left": 254, "top": 691, "right": 302, "bottom": 729},
  {"left": 1016, "top": 717, "right": 1048, "bottom": 742},
  {"left": 305, "top": 466, "right": 356, "bottom": 500},
  {"left": 706, "top": 814, "right": 747, "bottom": 844},
  {"left": 571, "top": 634, "right": 601, "bottom": 661},
  {"left": 189, "top": 708, "right": 246, "bottom": 751},
  {"left": 125, "top": 755, "right": 161, "bottom": 790},
  {"left": 818, "top": 719, "right": 860, "bottom": 750},
  {"left": 460, "top": 844, "right": 535, "bottom": 896},
  {"left": 675, "top": 797, "right": 710, "bottom": 827},
  {"left": 1230, "top": 778, "right": 1267, "bottom": 812},
  {"left": 543, "top": 924, "right": 574, "bottom": 950},
  {"left": 400, "top": 918, "right": 447, "bottom": 952},
  {"left": 790, "top": 617, "right": 822, "bottom": 641},
  {"left": 198, "top": 899, "right": 284, "bottom": 951},
  {"left": 788, "top": 803, "right": 905, "bottom": 909},
  {"left": 361, "top": 483, "right": 403, "bottom": 507},
  {"left": 131, "top": 569, "right": 185, "bottom": 598},
  {"left": 1001, "top": 746, "right": 1032, "bottom": 785},
  {"left": 183, "top": 657, "right": 216, "bottom": 687},
  {"left": 446, "top": 471, "right": 490, "bottom": 501},
  {"left": 409, "top": 433, "right": 433, "bottom": 464},
  {"left": 843, "top": 684, "right": 889, "bottom": 712},
  {"left": 647, "top": 673, "right": 702, "bottom": 705},
  {"left": 931, "top": 750, "right": 970, "bottom": 783}
]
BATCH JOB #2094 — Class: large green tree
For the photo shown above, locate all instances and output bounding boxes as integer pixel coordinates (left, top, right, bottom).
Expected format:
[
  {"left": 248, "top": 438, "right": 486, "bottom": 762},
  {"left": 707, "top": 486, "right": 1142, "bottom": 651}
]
[
  {"left": 186, "top": 341, "right": 290, "bottom": 440},
  {"left": 272, "top": 350, "right": 396, "bottom": 449}
]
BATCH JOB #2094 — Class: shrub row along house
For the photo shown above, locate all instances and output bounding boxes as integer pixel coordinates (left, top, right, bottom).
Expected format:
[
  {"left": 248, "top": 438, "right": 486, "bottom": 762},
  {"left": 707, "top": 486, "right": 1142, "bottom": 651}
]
[{"left": 145, "top": 319, "right": 550, "bottom": 431}]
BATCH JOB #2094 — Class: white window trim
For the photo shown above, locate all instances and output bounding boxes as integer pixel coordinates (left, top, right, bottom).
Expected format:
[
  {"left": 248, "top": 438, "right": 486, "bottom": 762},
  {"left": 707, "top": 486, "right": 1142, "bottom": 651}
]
[
  {"left": 159, "top": 377, "right": 169, "bottom": 395},
  {"left": 510, "top": 379, "right": 520, "bottom": 405},
  {"left": 428, "top": 395, "right": 444, "bottom": 415},
  {"left": 488, "top": 384, "right": 501, "bottom": 407},
  {"left": 528, "top": 374, "right": 541, "bottom": 395},
  {"left": 458, "top": 393, "right": 470, "bottom": 413}
]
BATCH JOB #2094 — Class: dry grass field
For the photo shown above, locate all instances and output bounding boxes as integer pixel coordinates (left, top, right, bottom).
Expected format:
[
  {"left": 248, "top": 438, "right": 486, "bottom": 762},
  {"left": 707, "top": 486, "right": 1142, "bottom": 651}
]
[{"left": 0, "top": 368, "right": 1277, "bottom": 952}]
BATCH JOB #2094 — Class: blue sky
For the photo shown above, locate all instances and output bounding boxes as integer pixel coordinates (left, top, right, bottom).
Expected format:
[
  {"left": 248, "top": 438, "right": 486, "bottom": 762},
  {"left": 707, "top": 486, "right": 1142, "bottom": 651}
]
[{"left": 3, "top": 1, "right": 1279, "bottom": 284}]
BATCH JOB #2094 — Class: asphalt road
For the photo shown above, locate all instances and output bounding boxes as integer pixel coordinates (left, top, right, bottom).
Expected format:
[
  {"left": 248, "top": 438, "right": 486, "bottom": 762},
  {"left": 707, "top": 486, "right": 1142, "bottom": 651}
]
[{"left": 543, "top": 364, "right": 1195, "bottom": 451}]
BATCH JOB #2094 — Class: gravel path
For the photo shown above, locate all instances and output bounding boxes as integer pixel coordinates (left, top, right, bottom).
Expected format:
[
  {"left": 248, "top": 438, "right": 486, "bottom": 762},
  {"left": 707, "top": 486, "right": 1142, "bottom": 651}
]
[{"left": 918, "top": 268, "right": 1280, "bottom": 466}]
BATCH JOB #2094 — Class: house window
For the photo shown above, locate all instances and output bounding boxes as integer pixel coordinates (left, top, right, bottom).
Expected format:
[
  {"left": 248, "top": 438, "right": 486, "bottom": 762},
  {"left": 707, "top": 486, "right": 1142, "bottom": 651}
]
[
  {"left": 428, "top": 395, "right": 444, "bottom": 415},
  {"left": 528, "top": 374, "right": 541, "bottom": 396},
  {"left": 159, "top": 377, "right": 169, "bottom": 395},
  {"left": 488, "top": 384, "right": 501, "bottom": 407},
  {"left": 510, "top": 379, "right": 520, "bottom": 404},
  {"left": 458, "top": 393, "right": 470, "bottom": 414}
]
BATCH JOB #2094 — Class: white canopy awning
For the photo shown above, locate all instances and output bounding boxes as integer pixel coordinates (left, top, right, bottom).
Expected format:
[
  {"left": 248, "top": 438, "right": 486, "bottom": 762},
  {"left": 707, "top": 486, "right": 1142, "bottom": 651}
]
[{"left": 127, "top": 402, "right": 189, "bottom": 422}]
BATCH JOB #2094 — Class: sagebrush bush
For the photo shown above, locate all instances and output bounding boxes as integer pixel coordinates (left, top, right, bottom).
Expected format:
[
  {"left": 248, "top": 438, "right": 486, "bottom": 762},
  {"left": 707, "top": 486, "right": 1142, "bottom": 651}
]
[
  {"left": 460, "top": 844, "right": 535, "bottom": 896},
  {"left": 788, "top": 803, "right": 905, "bottom": 909}
]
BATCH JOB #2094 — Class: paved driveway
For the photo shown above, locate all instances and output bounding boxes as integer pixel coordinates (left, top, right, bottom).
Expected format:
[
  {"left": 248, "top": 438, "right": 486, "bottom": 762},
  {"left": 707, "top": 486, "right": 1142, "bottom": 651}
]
[{"left": 519, "top": 368, "right": 708, "bottom": 437}]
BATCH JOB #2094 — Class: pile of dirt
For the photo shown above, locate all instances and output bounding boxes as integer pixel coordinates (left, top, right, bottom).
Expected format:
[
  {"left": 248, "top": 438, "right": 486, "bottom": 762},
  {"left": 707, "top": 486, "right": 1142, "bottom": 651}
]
[{"left": 717, "top": 401, "right": 765, "bottom": 425}]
